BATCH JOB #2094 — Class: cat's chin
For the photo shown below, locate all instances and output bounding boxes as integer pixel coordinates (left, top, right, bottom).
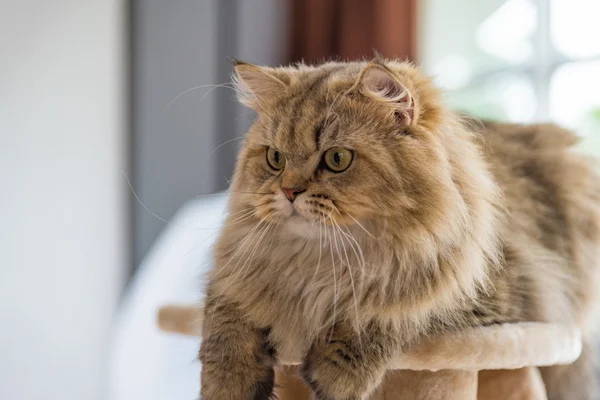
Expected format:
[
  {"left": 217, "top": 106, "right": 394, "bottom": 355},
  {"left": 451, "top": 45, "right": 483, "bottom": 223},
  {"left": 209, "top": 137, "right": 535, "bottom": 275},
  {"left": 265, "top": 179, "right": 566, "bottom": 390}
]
[{"left": 283, "top": 215, "right": 320, "bottom": 239}]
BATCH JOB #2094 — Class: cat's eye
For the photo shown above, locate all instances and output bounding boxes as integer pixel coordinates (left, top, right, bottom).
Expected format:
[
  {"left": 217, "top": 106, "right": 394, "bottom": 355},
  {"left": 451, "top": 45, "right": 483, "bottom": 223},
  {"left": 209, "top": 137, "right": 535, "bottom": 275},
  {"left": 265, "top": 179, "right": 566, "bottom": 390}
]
[
  {"left": 266, "top": 147, "right": 286, "bottom": 170},
  {"left": 323, "top": 147, "right": 353, "bottom": 172}
]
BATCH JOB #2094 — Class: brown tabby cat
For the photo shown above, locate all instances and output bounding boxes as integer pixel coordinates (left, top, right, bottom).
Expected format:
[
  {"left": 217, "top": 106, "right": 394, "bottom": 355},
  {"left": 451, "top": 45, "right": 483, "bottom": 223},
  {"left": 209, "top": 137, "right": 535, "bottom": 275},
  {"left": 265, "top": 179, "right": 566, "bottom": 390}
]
[{"left": 199, "top": 57, "right": 600, "bottom": 400}]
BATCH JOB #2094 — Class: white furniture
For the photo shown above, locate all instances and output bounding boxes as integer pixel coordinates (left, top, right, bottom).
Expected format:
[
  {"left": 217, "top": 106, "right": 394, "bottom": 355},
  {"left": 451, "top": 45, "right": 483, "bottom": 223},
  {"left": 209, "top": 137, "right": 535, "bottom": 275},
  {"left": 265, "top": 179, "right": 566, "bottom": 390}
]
[{"left": 109, "top": 194, "right": 228, "bottom": 400}]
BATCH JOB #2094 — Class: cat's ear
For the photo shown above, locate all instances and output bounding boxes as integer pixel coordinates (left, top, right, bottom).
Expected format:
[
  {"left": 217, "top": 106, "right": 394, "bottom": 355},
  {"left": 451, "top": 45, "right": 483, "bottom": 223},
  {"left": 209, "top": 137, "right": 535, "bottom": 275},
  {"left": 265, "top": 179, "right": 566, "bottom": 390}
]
[
  {"left": 232, "top": 61, "right": 288, "bottom": 109},
  {"left": 358, "top": 64, "right": 415, "bottom": 126}
]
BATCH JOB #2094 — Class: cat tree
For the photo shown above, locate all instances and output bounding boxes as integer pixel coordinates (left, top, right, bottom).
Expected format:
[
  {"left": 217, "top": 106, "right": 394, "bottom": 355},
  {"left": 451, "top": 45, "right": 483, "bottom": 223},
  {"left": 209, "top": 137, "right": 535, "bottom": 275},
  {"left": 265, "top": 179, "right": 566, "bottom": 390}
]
[{"left": 157, "top": 305, "right": 581, "bottom": 400}]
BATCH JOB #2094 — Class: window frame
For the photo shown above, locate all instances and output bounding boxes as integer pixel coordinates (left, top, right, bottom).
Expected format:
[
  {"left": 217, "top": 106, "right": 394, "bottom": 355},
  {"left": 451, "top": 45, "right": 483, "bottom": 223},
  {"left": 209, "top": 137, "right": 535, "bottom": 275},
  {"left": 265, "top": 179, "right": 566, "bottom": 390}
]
[{"left": 446, "top": 0, "right": 600, "bottom": 123}]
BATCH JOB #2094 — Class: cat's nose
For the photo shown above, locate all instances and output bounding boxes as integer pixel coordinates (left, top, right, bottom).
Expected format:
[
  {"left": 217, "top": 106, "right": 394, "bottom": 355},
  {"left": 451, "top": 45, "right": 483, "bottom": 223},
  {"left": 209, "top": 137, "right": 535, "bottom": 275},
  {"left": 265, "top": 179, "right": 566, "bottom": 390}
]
[{"left": 282, "top": 187, "right": 306, "bottom": 202}]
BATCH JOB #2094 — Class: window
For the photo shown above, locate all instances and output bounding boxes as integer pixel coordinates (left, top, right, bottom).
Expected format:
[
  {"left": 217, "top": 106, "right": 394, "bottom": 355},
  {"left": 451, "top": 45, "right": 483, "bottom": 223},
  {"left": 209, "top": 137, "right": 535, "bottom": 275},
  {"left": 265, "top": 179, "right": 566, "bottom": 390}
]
[{"left": 420, "top": 0, "right": 600, "bottom": 151}]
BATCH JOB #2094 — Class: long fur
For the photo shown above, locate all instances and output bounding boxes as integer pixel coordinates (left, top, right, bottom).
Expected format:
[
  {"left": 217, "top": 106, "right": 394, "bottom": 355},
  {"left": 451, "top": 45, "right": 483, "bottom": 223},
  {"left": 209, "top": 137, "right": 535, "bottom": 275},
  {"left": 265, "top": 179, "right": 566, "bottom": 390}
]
[{"left": 199, "top": 59, "right": 600, "bottom": 400}]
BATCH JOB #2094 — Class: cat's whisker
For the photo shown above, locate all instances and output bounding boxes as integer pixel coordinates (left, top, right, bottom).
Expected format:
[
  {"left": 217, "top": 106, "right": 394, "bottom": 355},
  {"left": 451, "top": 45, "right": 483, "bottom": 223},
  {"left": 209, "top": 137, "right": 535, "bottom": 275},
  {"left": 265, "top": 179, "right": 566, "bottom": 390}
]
[
  {"left": 205, "top": 221, "right": 271, "bottom": 340},
  {"left": 217, "top": 213, "right": 272, "bottom": 280},
  {"left": 344, "top": 212, "right": 377, "bottom": 239},
  {"left": 229, "top": 203, "right": 260, "bottom": 222},
  {"left": 228, "top": 222, "right": 274, "bottom": 295},
  {"left": 223, "top": 201, "right": 272, "bottom": 222},
  {"left": 339, "top": 224, "right": 367, "bottom": 280},
  {"left": 323, "top": 225, "right": 336, "bottom": 336},
  {"left": 331, "top": 204, "right": 367, "bottom": 276},
  {"left": 208, "top": 202, "right": 270, "bottom": 231},
  {"left": 225, "top": 200, "right": 274, "bottom": 219},
  {"left": 316, "top": 218, "right": 332, "bottom": 333},
  {"left": 125, "top": 170, "right": 272, "bottom": 233},
  {"left": 181, "top": 229, "right": 226, "bottom": 260},
  {"left": 331, "top": 216, "right": 362, "bottom": 344},
  {"left": 324, "top": 213, "right": 340, "bottom": 339},
  {"left": 236, "top": 191, "right": 274, "bottom": 195},
  {"left": 303, "top": 216, "right": 326, "bottom": 305},
  {"left": 180, "top": 206, "right": 268, "bottom": 258},
  {"left": 263, "top": 215, "right": 280, "bottom": 253},
  {"left": 203, "top": 137, "right": 246, "bottom": 163},
  {"left": 311, "top": 216, "right": 325, "bottom": 283},
  {"left": 332, "top": 219, "right": 362, "bottom": 282},
  {"left": 226, "top": 206, "right": 257, "bottom": 218},
  {"left": 196, "top": 190, "right": 273, "bottom": 198},
  {"left": 205, "top": 214, "right": 272, "bottom": 337},
  {"left": 164, "top": 82, "right": 237, "bottom": 110},
  {"left": 192, "top": 192, "right": 231, "bottom": 199},
  {"left": 235, "top": 214, "right": 278, "bottom": 283},
  {"left": 298, "top": 218, "right": 318, "bottom": 254},
  {"left": 222, "top": 211, "right": 257, "bottom": 228},
  {"left": 200, "top": 82, "right": 245, "bottom": 103},
  {"left": 123, "top": 171, "right": 230, "bottom": 232}
]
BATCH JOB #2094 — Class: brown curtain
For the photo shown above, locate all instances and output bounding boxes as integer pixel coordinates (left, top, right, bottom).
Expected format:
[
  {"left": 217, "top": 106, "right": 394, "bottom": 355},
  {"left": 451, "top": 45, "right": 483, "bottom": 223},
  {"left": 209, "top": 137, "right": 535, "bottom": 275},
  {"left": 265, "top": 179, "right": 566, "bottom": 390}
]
[{"left": 290, "top": 0, "right": 417, "bottom": 63}]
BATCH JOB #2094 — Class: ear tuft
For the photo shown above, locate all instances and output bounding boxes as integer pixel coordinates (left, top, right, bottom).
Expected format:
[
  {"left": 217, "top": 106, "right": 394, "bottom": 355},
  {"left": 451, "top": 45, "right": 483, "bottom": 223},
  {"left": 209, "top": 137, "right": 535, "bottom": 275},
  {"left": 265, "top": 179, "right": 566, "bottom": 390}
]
[
  {"left": 228, "top": 57, "right": 246, "bottom": 67},
  {"left": 360, "top": 65, "right": 415, "bottom": 125},
  {"left": 233, "top": 63, "right": 287, "bottom": 108},
  {"left": 372, "top": 50, "right": 385, "bottom": 65}
]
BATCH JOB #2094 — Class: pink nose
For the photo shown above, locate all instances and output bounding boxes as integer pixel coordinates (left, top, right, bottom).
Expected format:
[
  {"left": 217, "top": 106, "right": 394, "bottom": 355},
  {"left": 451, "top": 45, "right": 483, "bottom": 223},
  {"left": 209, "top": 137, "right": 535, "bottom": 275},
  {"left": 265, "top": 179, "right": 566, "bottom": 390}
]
[{"left": 282, "top": 187, "right": 305, "bottom": 202}]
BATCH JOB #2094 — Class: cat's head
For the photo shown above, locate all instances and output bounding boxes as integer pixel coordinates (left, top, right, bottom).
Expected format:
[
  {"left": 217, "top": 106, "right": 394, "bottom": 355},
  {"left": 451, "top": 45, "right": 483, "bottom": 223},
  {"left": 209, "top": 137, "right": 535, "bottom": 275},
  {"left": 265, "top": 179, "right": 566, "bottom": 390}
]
[{"left": 227, "top": 59, "right": 497, "bottom": 244}]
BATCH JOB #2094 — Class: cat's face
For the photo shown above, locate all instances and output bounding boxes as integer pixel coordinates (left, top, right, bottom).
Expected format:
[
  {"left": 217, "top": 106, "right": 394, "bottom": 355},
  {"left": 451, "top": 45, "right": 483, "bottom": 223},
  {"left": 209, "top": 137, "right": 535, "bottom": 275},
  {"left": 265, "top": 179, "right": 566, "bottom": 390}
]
[{"left": 229, "top": 61, "right": 453, "bottom": 236}]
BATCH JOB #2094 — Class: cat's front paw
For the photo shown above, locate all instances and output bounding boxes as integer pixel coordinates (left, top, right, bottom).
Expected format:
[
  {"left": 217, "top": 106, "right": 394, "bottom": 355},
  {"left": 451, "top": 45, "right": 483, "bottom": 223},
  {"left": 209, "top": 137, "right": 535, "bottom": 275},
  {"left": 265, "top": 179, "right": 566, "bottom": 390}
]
[
  {"left": 200, "top": 331, "right": 275, "bottom": 400},
  {"left": 201, "top": 360, "right": 274, "bottom": 400},
  {"left": 300, "top": 341, "right": 385, "bottom": 400}
]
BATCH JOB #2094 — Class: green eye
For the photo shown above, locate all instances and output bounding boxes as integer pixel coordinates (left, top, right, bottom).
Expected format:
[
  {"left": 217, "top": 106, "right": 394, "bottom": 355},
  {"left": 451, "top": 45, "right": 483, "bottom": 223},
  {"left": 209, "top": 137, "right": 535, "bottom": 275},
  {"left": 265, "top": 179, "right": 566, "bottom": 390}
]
[
  {"left": 266, "top": 147, "right": 285, "bottom": 170},
  {"left": 324, "top": 147, "right": 353, "bottom": 172}
]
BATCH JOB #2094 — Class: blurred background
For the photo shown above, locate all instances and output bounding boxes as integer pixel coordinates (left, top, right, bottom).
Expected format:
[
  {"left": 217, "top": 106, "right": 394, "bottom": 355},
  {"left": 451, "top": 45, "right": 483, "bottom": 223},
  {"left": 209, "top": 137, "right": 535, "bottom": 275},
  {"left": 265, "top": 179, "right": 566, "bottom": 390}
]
[{"left": 1, "top": 0, "right": 599, "bottom": 399}]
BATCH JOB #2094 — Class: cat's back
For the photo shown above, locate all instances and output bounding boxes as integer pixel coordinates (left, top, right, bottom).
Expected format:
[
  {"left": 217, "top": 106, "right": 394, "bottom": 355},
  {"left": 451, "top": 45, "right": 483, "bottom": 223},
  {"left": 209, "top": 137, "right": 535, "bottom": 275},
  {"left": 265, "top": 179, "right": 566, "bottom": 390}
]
[
  {"left": 477, "top": 119, "right": 600, "bottom": 328},
  {"left": 477, "top": 120, "right": 600, "bottom": 244}
]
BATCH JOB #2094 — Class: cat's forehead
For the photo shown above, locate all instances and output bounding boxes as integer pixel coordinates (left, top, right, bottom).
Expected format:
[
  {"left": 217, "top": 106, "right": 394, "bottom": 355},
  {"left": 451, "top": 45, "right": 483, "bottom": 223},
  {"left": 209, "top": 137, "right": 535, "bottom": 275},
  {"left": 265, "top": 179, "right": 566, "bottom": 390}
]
[
  {"left": 267, "top": 68, "right": 359, "bottom": 151},
  {"left": 269, "top": 95, "right": 342, "bottom": 155}
]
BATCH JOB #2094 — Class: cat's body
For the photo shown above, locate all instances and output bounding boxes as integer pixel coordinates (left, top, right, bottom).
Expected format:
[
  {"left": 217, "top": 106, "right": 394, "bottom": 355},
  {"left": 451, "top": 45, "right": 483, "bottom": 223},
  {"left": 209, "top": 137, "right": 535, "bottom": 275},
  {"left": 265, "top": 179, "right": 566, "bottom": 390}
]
[{"left": 200, "top": 59, "right": 600, "bottom": 400}]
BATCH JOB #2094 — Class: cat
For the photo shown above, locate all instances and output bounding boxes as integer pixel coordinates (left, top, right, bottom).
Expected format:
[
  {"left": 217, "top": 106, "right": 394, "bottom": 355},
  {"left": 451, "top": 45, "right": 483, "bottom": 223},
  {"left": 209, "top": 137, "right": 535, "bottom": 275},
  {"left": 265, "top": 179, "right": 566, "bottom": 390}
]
[{"left": 199, "top": 57, "right": 600, "bottom": 400}]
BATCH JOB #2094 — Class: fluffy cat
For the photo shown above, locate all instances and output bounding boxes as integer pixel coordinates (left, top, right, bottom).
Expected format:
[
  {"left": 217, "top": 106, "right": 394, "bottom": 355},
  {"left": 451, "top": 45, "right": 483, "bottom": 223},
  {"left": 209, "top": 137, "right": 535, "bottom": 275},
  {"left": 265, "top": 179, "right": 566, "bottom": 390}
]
[{"left": 199, "top": 58, "right": 600, "bottom": 400}]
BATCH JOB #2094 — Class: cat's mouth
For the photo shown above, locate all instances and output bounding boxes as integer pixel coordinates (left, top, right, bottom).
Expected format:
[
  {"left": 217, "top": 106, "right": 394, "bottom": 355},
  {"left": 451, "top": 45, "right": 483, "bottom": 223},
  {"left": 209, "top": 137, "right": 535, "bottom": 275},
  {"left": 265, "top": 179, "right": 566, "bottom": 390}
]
[
  {"left": 286, "top": 199, "right": 324, "bottom": 222},
  {"left": 268, "top": 191, "right": 337, "bottom": 229},
  {"left": 286, "top": 204, "right": 313, "bottom": 222},
  {"left": 284, "top": 214, "right": 320, "bottom": 238}
]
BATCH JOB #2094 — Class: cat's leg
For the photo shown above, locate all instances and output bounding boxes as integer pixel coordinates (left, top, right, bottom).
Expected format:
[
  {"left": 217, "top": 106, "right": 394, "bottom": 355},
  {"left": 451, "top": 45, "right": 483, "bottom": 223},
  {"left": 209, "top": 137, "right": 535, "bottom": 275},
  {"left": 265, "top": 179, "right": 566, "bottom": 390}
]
[
  {"left": 199, "top": 295, "right": 275, "bottom": 400},
  {"left": 301, "top": 320, "right": 400, "bottom": 400}
]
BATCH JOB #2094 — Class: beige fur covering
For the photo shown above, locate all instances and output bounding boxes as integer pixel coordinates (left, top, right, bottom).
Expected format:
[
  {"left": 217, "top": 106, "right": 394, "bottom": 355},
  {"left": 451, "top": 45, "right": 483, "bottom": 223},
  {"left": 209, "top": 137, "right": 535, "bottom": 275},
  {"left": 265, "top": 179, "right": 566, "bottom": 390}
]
[
  {"left": 195, "top": 59, "right": 600, "bottom": 399},
  {"left": 158, "top": 304, "right": 581, "bottom": 399}
]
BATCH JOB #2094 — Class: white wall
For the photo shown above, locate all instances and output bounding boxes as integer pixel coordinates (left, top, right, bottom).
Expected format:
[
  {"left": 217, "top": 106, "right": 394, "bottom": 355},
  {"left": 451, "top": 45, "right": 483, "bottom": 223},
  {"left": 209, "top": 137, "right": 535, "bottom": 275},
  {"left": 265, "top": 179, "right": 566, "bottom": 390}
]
[{"left": 0, "top": 1, "right": 127, "bottom": 399}]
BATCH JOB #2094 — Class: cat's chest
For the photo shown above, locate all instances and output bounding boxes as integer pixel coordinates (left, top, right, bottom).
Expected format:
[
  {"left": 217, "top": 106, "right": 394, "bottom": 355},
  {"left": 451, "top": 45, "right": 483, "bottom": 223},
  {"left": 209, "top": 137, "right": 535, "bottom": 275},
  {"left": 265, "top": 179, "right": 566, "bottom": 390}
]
[
  {"left": 235, "top": 265, "right": 370, "bottom": 361},
  {"left": 264, "top": 305, "right": 314, "bottom": 364},
  {"left": 221, "top": 236, "right": 392, "bottom": 320},
  {"left": 215, "top": 234, "right": 392, "bottom": 359}
]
